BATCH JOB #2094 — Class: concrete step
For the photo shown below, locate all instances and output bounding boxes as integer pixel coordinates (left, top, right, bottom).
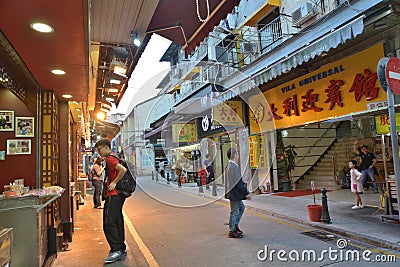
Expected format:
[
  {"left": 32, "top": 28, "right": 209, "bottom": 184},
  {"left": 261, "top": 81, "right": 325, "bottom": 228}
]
[
  {"left": 302, "top": 175, "right": 334, "bottom": 181},
  {"left": 309, "top": 170, "right": 334, "bottom": 176}
]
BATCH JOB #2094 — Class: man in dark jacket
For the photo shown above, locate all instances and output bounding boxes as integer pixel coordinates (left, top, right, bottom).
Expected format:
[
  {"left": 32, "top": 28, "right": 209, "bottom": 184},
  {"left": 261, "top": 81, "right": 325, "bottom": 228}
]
[{"left": 225, "top": 148, "right": 251, "bottom": 238}]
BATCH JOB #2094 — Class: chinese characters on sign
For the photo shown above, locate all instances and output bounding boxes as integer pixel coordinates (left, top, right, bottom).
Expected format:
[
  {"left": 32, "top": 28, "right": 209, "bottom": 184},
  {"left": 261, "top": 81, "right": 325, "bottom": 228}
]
[
  {"left": 213, "top": 100, "right": 243, "bottom": 126},
  {"left": 172, "top": 123, "right": 197, "bottom": 143},
  {"left": 249, "top": 134, "right": 269, "bottom": 169},
  {"left": 375, "top": 113, "right": 400, "bottom": 134},
  {"left": 249, "top": 44, "right": 386, "bottom": 132}
]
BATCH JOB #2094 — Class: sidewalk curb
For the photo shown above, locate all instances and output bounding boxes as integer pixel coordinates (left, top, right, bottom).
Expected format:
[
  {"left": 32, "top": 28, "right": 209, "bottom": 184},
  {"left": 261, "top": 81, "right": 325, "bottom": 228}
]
[
  {"left": 244, "top": 205, "right": 400, "bottom": 253},
  {"left": 145, "top": 178, "right": 400, "bottom": 252}
]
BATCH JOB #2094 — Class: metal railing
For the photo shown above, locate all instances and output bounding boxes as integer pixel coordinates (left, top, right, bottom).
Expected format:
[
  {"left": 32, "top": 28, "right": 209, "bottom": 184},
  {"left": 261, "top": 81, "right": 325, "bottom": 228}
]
[
  {"left": 332, "top": 137, "right": 353, "bottom": 184},
  {"left": 292, "top": 122, "right": 338, "bottom": 184}
]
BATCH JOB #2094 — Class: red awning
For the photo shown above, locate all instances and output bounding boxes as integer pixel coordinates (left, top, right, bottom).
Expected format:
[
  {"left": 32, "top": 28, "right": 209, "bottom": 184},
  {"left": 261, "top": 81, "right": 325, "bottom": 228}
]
[{"left": 148, "top": 0, "right": 240, "bottom": 54}]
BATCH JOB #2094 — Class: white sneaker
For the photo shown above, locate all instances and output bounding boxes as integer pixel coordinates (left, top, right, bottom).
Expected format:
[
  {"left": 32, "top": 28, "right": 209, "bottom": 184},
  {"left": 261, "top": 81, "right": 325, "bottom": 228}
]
[
  {"left": 351, "top": 205, "right": 360, "bottom": 210},
  {"left": 359, "top": 205, "right": 364, "bottom": 209}
]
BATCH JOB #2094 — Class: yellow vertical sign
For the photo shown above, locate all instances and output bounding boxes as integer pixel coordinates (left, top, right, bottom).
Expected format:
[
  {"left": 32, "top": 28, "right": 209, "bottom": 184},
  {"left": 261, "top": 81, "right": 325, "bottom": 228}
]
[{"left": 249, "top": 135, "right": 258, "bottom": 168}]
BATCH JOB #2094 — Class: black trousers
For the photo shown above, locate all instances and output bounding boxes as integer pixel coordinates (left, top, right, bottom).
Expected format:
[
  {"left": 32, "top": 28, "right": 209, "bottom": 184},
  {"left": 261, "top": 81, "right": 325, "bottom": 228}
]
[
  {"left": 92, "top": 179, "right": 102, "bottom": 207},
  {"left": 103, "top": 194, "right": 126, "bottom": 252}
]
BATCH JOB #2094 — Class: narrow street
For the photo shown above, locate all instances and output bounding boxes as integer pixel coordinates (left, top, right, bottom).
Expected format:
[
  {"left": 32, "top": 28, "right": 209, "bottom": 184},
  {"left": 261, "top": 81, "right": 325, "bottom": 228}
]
[{"left": 55, "top": 177, "right": 399, "bottom": 267}]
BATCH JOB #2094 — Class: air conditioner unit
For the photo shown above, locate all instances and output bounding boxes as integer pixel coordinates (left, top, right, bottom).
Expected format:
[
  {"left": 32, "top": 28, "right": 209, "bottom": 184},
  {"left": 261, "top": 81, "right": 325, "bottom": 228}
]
[
  {"left": 240, "top": 42, "right": 257, "bottom": 55},
  {"left": 292, "top": 2, "right": 315, "bottom": 26}
]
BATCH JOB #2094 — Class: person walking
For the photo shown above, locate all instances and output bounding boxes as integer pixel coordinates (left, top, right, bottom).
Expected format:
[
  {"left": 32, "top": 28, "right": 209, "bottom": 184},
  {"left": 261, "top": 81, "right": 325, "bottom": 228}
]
[
  {"left": 203, "top": 154, "right": 214, "bottom": 190},
  {"left": 95, "top": 139, "right": 128, "bottom": 263},
  {"left": 349, "top": 160, "right": 363, "bottom": 209},
  {"left": 224, "top": 148, "right": 251, "bottom": 238},
  {"left": 91, "top": 156, "right": 105, "bottom": 209},
  {"left": 353, "top": 141, "right": 378, "bottom": 193}
]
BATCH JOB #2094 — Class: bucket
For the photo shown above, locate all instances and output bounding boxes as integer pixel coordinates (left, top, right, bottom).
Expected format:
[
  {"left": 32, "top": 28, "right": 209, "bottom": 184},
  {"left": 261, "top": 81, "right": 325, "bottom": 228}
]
[{"left": 307, "top": 204, "right": 322, "bottom": 222}]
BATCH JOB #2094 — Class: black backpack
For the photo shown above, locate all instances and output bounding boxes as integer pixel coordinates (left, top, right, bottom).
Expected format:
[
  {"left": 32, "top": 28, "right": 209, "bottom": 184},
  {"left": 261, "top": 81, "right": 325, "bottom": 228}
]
[{"left": 107, "top": 154, "right": 136, "bottom": 197}]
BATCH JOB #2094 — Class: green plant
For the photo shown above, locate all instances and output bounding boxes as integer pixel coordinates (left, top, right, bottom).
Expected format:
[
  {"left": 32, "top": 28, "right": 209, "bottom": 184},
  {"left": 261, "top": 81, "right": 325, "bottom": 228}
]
[{"left": 277, "top": 131, "right": 297, "bottom": 181}]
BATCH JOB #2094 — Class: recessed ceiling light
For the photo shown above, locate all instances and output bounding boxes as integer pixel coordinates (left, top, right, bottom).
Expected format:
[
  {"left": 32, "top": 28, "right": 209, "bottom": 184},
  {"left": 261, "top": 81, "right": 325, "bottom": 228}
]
[
  {"left": 62, "top": 94, "right": 73, "bottom": 99},
  {"left": 75, "top": 108, "right": 81, "bottom": 111},
  {"left": 107, "top": 88, "right": 119, "bottom": 93},
  {"left": 110, "top": 79, "right": 121, "bottom": 85},
  {"left": 30, "top": 22, "right": 54, "bottom": 33},
  {"left": 113, "top": 66, "right": 127, "bottom": 75},
  {"left": 97, "top": 112, "right": 106, "bottom": 120},
  {"left": 51, "top": 69, "right": 66, "bottom": 75},
  {"left": 106, "top": 98, "right": 115, "bottom": 102}
]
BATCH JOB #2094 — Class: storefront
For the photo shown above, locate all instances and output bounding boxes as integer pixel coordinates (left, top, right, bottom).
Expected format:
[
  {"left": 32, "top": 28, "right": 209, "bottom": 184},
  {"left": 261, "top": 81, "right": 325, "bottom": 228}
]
[
  {"left": 249, "top": 43, "right": 393, "bottom": 190},
  {"left": 195, "top": 100, "right": 250, "bottom": 184}
]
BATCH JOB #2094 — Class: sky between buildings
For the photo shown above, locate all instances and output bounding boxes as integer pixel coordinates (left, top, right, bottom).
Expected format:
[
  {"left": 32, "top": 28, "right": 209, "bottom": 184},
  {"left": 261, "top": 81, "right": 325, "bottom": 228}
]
[{"left": 114, "top": 34, "right": 172, "bottom": 116}]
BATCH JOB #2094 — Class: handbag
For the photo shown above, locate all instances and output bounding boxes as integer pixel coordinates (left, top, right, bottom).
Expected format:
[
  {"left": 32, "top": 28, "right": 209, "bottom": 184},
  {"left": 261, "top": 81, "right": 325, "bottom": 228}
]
[{"left": 353, "top": 183, "right": 357, "bottom": 190}]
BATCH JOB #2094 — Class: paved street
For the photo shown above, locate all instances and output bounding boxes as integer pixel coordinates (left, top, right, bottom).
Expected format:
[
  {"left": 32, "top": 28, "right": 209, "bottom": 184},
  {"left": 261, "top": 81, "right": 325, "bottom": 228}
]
[{"left": 54, "top": 177, "right": 400, "bottom": 266}]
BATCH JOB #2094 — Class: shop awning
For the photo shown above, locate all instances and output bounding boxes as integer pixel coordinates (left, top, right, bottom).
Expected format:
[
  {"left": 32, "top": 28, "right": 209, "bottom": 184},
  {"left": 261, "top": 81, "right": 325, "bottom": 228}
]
[
  {"left": 147, "top": 0, "right": 240, "bottom": 54},
  {"left": 252, "top": 16, "right": 364, "bottom": 87},
  {"left": 144, "top": 124, "right": 167, "bottom": 139},
  {"left": 218, "top": 0, "right": 386, "bottom": 102}
]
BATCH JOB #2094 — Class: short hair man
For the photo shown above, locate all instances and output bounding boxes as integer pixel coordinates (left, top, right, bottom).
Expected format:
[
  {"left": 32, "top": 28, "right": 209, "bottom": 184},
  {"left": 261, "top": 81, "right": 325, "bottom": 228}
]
[
  {"left": 225, "top": 148, "right": 251, "bottom": 238},
  {"left": 353, "top": 140, "right": 378, "bottom": 193},
  {"left": 95, "top": 139, "right": 128, "bottom": 263}
]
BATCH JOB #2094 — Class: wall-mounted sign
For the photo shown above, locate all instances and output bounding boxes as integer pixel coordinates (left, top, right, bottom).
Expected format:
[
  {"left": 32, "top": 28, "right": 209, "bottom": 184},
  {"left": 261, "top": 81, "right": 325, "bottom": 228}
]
[
  {"left": 172, "top": 123, "right": 197, "bottom": 143},
  {"left": 375, "top": 113, "right": 400, "bottom": 134},
  {"left": 213, "top": 100, "right": 244, "bottom": 127},
  {"left": 249, "top": 44, "right": 386, "bottom": 133}
]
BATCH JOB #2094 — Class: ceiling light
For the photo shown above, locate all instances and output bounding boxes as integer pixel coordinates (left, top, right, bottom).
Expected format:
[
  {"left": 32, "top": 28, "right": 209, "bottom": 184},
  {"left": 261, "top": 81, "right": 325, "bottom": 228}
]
[
  {"left": 75, "top": 108, "right": 81, "bottom": 111},
  {"left": 107, "top": 88, "right": 119, "bottom": 93},
  {"left": 113, "top": 66, "right": 127, "bottom": 76},
  {"left": 106, "top": 98, "right": 115, "bottom": 102},
  {"left": 110, "top": 79, "right": 121, "bottom": 85},
  {"left": 62, "top": 94, "right": 73, "bottom": 99},
  {"left": 131, "top": 31, "right": 141, "bottom": 47},
  {"left": 97, "top": 112, "right": 106, "bottom": 120},
  {"left": 30, "top": 22, "right": 54, "bottom": 33},
  {"left": 51, "top": 69, "right": 66, "bottom": 75}
]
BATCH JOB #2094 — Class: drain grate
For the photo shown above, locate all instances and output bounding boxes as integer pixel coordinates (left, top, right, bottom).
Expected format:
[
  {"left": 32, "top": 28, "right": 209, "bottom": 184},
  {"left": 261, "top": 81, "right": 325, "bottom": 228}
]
[{"left": 300, "top": 230, "right": 374, "bottom": 251}]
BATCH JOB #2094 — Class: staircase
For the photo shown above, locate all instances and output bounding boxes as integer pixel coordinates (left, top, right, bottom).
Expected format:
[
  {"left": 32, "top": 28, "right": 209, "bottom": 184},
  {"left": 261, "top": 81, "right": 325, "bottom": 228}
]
[{"left": 297, "top": 122, "right": 355, "bottom": 190}]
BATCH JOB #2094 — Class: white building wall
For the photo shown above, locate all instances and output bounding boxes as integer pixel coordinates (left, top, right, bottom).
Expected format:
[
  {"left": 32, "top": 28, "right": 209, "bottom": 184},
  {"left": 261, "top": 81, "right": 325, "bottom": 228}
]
[{"left": 122, "top": 93, "right": 174, "bottom": 176}]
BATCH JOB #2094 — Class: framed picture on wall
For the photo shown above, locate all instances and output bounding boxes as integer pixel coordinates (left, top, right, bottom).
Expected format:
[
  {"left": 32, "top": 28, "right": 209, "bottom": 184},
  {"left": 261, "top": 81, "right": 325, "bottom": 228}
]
[
  {"left": 6, "top": 139, "right": 31, "bottom": 155},
  {"left": 15, "top": 117, "right": 34, "bottom": 137},
  {"left": 0, "top": 110, "right": 14, "bottom": 131}
]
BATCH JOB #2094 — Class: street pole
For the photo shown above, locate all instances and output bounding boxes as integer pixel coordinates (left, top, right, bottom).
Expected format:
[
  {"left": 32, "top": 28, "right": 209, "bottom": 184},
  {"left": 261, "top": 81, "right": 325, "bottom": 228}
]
[{"left": 386, "top": 88, "right": 400, "bottom": 222}]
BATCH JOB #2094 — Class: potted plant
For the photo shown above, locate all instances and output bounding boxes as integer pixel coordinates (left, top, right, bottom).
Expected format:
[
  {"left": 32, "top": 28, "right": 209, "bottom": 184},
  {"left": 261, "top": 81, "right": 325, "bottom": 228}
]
[{"left": 277, "top": 130, "right": 297, "bottom": 191}]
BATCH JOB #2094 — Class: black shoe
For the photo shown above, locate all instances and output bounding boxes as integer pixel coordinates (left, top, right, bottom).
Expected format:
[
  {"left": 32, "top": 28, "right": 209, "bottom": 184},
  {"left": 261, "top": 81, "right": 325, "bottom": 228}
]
[
  {"left": 235, "top": 226, "right": 243, "bottom": 235},
  {"left": 228, "top": 231, "right": 243, "bottom": 238}
]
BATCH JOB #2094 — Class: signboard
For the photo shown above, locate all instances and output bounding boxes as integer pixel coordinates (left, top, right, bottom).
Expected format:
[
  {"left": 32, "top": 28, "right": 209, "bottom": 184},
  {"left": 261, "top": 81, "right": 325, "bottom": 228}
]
[
  {"left": 375, "top": 113, "right": 400, "bottom": 134},
  {"left": 249, "top": 133, "right": 269, "bottom": 169},
  {"left": 386, "top": 57, "right": 400, "bottom": 95},
  {"left": 197, "top": 112, "right": 224, "bottom": 138},
  {"left": 249, "top": 135, "right": 258, "bottom": 168},
  {"left": 249, "top": 44, "right": 386, "bottom": 133},
  {"left": 213, "top": 100, "right": 244, "bottom": 127},
  {"left": 172, "top": 123, "right": 197, "bottom": 143}
]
